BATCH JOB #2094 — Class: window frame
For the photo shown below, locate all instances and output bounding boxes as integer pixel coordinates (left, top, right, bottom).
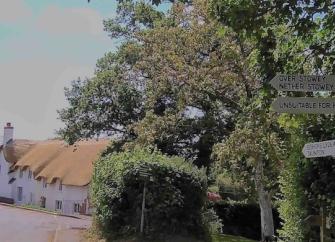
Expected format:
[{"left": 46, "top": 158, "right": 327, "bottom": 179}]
[
  {"left": 28, "top": 170, "right": 32, "bottom": 180},
  {"left": 19, "top": 169, "right": 23, "bottom": 178},
  {"left": 74, "top": 203, "right": 80, "bottom": 213},
  {"left": 43, "top": 178, "right": 47, "bottom": 188},
  {"left": 17, "top": 187, "right": 23, "bottom": 202},
  {"left": 55, "top": 200, "right": 62, "bottom": 210}
]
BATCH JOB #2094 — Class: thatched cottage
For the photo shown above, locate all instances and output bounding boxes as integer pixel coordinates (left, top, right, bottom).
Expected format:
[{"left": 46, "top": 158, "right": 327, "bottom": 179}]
[{"left": 0, "top": 123, "right": 108, "bottom": 215}]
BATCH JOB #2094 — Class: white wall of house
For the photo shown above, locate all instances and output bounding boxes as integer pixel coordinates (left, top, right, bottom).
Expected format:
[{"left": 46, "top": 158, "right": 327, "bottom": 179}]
[
  {"left": 11, "top": 168, "right": 90, "bottom": 215},
  {"left": 12, "top": 168, "right": 37, "bottom": 205},
  {"left": 0, "top": 123, "right": 92, "bottom": 215},
  {"left": 0, "top": 153, "right": 12, "bottom": 198}
]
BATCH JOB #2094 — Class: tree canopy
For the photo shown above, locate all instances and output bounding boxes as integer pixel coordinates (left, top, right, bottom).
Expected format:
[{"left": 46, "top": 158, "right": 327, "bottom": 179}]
[{"left": 58, "top": 1, "right": 249, "bottom": 168}]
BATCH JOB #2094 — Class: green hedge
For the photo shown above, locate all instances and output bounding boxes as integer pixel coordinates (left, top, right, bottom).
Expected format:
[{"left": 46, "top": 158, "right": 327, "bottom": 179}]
[
  {"left": 91, "top": 148, "right": 209, "bottom": 240},
  {"left": 278, "top": 134, "right": 308, "bottom": 241}
]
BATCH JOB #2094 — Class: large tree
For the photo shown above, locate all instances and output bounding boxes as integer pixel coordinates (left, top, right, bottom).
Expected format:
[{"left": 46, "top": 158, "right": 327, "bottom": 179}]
[
  {"left": 60, "top": 1, "right": 284, "bottom": 239},
  {"left": 58, "top": 1, "right": 245, "bottom": 169}
]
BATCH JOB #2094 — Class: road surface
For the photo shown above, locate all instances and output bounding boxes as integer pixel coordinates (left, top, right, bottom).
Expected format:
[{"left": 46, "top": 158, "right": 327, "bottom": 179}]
[{"left": 0, "top": 204, "right": 91, "bottom": 242}]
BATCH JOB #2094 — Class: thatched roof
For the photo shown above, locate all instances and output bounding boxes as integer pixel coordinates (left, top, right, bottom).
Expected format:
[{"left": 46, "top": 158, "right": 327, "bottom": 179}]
[
  {"left": 2, "top": 139, "right": 37, "bottom": 164},
  {"left": 4, "top": 139, "right": 109, "bottom": 186}
]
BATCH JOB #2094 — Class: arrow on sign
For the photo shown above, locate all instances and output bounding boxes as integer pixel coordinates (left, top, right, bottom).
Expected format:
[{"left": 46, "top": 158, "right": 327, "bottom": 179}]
[
  {"left": 302, "top": 140, "right": 335, "bottom": 158},
  {"left": 271, "top": 97, "right": 335, "bottom": 114},
  {"left": 270, "top": 74, "right": 335, "bottom": 92}
]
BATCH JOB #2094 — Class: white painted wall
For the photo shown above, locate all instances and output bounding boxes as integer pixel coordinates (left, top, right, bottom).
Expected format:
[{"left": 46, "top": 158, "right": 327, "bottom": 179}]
[
  {"left": 0, "top": 124, "right": 92, "bottom": 215},
  {"left": 11, "top": 168, "right": 90, "bottom": 215},
  {"left": 0, "top": 153, "right": 12, "bottom": 198},
  {"left": 12, "top": 168, "right": 37, "bottom": 205}
]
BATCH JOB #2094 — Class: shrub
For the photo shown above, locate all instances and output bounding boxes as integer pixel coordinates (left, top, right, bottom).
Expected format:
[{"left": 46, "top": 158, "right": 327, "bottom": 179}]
[
  {"left": 303, "top": 158, "right": 335, "bottom": 239},
  {"left": 278, "top": 135, "right": 308, "bottom": 241},
  {"left": 91, "top": 148, "right": 209, "bottom": 240},
  {"left": 212, "top": 202, "right": 281, "bottom": 240}
]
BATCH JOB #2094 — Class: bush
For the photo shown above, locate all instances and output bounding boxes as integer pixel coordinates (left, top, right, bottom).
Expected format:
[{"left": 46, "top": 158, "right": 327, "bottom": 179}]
[
  {"left": 278, "top": 135, "right": 308, "bottom": 241},
  {"left": 303, "top": 158, "right": 335, "bottom": 240},
  {"left": 213, "top": 202, "right": 281, "bottom": 240},
  {"left": 91, "top": 148, "right": 209, "bottom": 241}
]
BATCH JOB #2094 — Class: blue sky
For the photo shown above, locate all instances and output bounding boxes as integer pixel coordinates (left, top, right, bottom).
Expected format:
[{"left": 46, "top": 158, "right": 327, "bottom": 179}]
[{"left": 0, "top": 0, "right": 118, "bottom": 140}]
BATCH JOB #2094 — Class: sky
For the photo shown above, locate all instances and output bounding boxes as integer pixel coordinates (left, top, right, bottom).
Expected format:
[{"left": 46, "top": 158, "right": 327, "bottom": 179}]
[{"left": 0, "top": 0, "right": 118, "bottom": 140}]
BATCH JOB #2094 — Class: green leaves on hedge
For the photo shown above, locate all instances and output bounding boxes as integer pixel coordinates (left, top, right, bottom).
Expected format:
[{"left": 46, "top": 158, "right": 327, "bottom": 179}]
[{"left": 91, "top": 147, "right": 209, "bottom": 239}]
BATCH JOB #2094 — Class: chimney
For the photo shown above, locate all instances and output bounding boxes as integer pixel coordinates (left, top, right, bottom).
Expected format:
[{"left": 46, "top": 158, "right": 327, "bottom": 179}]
[{"left": 3, "top": 122, "right": 14, "bottom": 145}]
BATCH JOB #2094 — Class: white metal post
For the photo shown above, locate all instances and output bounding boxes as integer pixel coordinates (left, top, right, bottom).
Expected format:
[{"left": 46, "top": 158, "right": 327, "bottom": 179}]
[{"left": 140, "top": 181, "right": 146, "bottom": 234}]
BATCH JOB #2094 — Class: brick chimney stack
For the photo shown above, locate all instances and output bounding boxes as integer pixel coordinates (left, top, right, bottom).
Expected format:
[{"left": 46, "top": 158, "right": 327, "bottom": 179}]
[{"left": 3, "top": 122, "right": 14, "bottom": 145}]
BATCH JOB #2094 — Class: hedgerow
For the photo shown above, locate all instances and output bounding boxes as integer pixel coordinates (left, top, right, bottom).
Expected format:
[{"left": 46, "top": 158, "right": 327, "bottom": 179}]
[
  {"left": 277, "top": 133, "right": 308, "bottom": 241},
  {"left": 91, "top": 148, "right": 210, "bottom": 241}
]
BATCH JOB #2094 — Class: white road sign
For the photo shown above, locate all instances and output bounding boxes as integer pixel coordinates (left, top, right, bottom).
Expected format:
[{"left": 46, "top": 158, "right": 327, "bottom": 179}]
[
  {"left": 270, "top": 74, "right": 335, "bottom": 92},
  {"left": 302, "top": 140, "right": 335, "bottom": 158},
  {"left": 271, "top": 97, "right": 335, "bottom": 114}
]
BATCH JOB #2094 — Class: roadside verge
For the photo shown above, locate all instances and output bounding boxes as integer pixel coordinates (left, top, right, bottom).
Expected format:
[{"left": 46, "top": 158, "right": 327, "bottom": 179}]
[{"left": 0, "top": 202, "right": 83, "bottom": 219}]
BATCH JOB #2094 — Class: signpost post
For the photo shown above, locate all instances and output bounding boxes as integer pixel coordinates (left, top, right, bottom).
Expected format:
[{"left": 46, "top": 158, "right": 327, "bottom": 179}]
[
  {"left": 271, "top": 74, "right": 335, "bottom": 241},
  {"left": 138, "top": 164, "right": 150, "bottom": 235}
]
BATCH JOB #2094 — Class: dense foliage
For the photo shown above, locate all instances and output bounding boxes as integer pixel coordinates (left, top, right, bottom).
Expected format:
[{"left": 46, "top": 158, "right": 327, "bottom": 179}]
[
  {"left": 213, "top": 202, "right": 281, "bottom": 240},
  {"left": 63, "top": 0, "right": 283, "bottom": 239},
  {"left": 304, "top": 158, "right": 335, "bottom": 237},
  {"left": 210, "top": 0, "right": 335, "bottom": 240},
  {"left": 277, "top": 131, "right": 308, "bottom": 241},
  {"left": 275, "top": 114, "right": 335, "bottom": 240},
  {"left": 91, "top": 148, "right": 209, "bottom": 240},
  {"left": 58, "top": 1, "right": 246, "bottom": 169}
]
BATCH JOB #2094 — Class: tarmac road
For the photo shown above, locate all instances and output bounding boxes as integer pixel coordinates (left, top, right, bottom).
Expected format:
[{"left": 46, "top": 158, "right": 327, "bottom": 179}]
[{"left": 0, "top": 204, "right": 91, "bottom": 242}]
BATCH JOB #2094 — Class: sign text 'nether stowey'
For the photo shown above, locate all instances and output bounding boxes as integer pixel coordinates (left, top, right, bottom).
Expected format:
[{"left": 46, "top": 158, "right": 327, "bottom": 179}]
[{"left": 270, "top": 74, "right": 335, "bottom": 92}]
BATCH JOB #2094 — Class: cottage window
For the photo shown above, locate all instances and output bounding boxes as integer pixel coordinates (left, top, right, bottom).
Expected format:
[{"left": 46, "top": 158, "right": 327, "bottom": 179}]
[
  {"left": 29, "top": 192, "right": 34, "bottom": 204},
  {"left": 55, "top": 200, "right": 62, "bottom": 210},
  {"left": 19, "top": 169, "right": 23, "bottom": 178},
  {"left": 0, "top": 164, "right": 2, "bottom": 174},
  {"left": 74, "top": 203, "right": 80, "bottom": 213},
  {"left": 28, "top": 170, "right": 32, "bottom": 179},
  {"left": 59, "top": 181, "right": 62, "bottom": 191},
  {"left": 43, "top": 179, "right": 47, "bottom": 188},
  {"left": 17, "top": 187, "right": 23, "bottom": 201},
  {"left": 40, "top": 196, "right": 46, "bottom": 208}
]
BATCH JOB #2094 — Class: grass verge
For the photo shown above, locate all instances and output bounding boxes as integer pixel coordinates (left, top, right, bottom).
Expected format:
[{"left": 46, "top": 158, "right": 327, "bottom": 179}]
[
  {"left": 212, "top": 234, "right": 257, "bottom": 242},
  {"left": 82, "top": 231, "right": 257, "bottom": 242}
]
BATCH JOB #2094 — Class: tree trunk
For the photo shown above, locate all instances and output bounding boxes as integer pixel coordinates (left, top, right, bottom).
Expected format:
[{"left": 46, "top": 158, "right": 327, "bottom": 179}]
[{"left": 255, "top": 159, "right": 275, "bottom": 241}]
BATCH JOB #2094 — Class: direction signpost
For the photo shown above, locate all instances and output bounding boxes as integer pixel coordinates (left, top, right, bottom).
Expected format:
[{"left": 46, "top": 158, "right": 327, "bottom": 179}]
[
  {"left": 271, "top": 97, "right": 335, "bottom": 114},
  {"left": 270, "top": 74, "right": 335, "bottom": 92},
  {"left": 302, "top": 140, "right": 335, "bottom": 158},
  {"left": 270, "top": 74, "right": 335, "bottom": 158},
  {"left": 271, "top": 74, "right": 335, "bottom": 241},
  {"left": 138, "top": 164, "right": 150, "bottom": 235}
]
